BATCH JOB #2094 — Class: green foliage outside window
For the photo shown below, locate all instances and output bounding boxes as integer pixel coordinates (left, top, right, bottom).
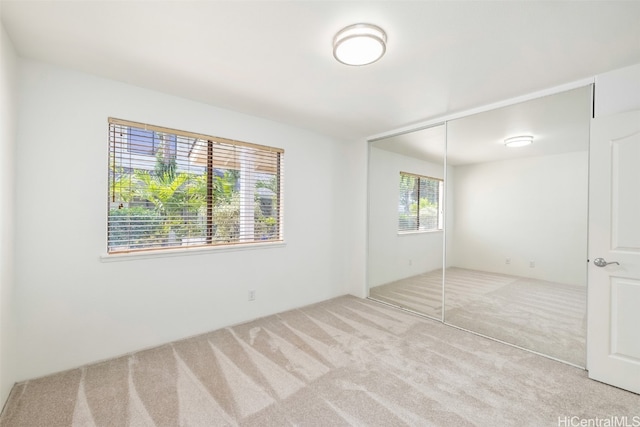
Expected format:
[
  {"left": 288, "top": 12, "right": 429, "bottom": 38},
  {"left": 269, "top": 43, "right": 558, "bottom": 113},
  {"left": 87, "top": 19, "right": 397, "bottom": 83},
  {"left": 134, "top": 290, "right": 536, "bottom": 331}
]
[
  {"left": 108, "top": 127, "right": 280, "bottom": 252},
  {"left": 398, "top": 172, "right": 442, "bottom": 232}
]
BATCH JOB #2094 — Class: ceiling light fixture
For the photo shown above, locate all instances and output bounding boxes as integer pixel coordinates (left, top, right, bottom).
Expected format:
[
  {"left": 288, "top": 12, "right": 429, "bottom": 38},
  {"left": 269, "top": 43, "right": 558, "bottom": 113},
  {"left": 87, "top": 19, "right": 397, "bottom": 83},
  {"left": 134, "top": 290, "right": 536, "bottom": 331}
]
[
  {"left": 333, "top": 23, "right": 387, "bottom": 66},
  {"left": 504, "top": 135, "right": 534, "bottom": 148}
]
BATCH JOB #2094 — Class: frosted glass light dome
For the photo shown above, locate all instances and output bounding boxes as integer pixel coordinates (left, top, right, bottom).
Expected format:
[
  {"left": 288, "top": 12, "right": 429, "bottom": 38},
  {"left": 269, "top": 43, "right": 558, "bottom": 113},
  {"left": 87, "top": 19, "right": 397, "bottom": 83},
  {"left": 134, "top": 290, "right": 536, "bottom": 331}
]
[
  {"left": 333, "top": 24, "right": 387, "bottom": 66},
  {"left": 504, "top": 135, "right": 534, "bottom": 148}
]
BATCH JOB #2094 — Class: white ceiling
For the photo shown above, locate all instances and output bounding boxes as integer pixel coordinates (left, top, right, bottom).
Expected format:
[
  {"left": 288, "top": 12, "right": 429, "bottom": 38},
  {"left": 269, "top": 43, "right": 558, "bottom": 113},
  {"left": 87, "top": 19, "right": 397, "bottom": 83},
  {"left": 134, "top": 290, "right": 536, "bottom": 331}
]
[
  {"left": 373, "top": 86, "right": 591, "bottom": 165},
  {"left": 1, "top": 1, "right": 639, "bottom": 141},
  {"left": 373, "top": 124, "right": 447, "bottom": 165}
]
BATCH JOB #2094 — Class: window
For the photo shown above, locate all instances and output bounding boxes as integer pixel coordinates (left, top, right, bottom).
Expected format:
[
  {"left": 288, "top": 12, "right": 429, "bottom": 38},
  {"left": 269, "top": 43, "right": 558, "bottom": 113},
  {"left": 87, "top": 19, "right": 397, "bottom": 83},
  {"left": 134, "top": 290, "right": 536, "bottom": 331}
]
[
  {"left": 128, "top": 127, "right": 176, "bottom": 156},
  {"left": 108, "top": 118, "right": 284, "bottom": 254},
  {"left": 398, "top": 172, "right": 443, "bottom": 232}
]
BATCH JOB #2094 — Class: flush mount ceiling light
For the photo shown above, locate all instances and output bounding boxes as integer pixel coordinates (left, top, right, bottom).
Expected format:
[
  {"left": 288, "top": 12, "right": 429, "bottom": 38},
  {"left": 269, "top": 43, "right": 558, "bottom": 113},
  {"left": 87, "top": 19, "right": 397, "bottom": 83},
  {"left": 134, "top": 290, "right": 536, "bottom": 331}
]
[
  {"left": 504, "top": 135, "right": 534, "bottom": 148},
  {"left": 333, "top": 23, "right": 387, "bottom": 66}
]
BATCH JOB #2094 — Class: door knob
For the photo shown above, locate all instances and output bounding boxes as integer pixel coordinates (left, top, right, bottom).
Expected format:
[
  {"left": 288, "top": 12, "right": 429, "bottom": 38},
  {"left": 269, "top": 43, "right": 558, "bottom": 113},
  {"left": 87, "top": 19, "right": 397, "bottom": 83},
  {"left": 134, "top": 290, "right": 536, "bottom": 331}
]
[{"left": 594, "top": 258, "right": 620, "bottom": 267}]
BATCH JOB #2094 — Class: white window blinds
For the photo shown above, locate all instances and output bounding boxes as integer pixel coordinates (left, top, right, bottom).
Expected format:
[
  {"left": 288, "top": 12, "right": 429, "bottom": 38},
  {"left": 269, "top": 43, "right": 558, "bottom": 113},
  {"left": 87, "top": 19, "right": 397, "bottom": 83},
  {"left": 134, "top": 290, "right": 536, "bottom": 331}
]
[
  {"left": 398, "top": 172, "right": 443, "bottom": 232},
  {"left": 108, "top": 118, "right": 284, "bottom": 253}
]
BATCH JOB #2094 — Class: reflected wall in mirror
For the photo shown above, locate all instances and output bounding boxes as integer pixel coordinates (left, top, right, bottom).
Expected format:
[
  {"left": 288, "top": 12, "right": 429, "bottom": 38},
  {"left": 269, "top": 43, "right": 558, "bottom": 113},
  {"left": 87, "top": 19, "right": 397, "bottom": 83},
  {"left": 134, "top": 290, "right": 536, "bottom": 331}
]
[
  {"left": 367, "top": 124, "right": 446, "bottom": 320},
  {"left": 444, "top": 86, "right": 591, "bottom": 366}
]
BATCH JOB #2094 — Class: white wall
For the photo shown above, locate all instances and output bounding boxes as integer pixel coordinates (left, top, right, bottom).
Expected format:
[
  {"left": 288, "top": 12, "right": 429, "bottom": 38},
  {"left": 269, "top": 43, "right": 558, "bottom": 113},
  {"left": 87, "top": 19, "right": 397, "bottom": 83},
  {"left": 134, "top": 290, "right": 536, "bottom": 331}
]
[
  {"left": 344, "top": 139, "right": 369, "bottom": 298},
  {"left": 13, "top": 59, "right": 352, "bottom": 381},
  {"left": 368, "top": 147, "right": 444, "bottom": 288},
  {"left": 450, "top": 151, "right": 589, "bottom": 285},
  {"left": 0, "top": 21, "right": 18, "bottom": 404},
  {"left": 595, "top": 63, "right": 640, "bottom": 117},
  {"left": 444, "top": 164, "right": 455, "bottom": 269}
]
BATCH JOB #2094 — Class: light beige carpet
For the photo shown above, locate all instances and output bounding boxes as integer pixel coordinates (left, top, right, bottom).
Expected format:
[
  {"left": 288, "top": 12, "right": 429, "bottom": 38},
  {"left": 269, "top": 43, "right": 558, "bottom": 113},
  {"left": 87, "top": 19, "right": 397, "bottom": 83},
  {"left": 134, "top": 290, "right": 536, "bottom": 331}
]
[
  {"left": 370, "top": 267, "right": 586, "bottom": 366},
  {"left": 1, "top": 295, "right": 637, "bottom": 426}
]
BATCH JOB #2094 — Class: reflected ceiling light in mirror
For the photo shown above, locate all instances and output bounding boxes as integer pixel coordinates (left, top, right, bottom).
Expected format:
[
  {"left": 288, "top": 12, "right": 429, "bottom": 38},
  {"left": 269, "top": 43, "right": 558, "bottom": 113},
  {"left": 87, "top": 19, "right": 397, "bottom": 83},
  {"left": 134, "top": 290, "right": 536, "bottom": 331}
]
[
  {"left": 504, "top": 135, "right": 534, "bottom": 148},
  {"left": 333, "top": 23, "right": 387, "bottom": 66}
]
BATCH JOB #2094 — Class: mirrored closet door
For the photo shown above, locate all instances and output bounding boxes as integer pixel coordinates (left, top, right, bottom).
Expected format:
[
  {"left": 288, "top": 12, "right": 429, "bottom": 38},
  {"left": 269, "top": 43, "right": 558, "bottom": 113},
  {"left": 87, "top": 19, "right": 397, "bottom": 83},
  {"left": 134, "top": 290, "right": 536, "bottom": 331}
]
[
  {"left": 366, "top": 86, "right": 591, "bottom": 367},
  {"left": 443, "top": 86, "right": 591, "bottom": 366},
  {"left": 367, "top": 124, "right": 446, "bottom": 320}
]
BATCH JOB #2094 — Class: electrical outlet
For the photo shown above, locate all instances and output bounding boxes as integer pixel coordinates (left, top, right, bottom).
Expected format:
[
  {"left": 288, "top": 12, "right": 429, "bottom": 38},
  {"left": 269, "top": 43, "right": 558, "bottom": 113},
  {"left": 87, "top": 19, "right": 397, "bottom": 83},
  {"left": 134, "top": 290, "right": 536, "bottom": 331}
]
[
  {"left": 248, "top": 290, "right": 256, "bottom": 301},
  {"left": 530, "top": 260, "right": 535, "bottom": 268},
  {"left": 408, "top": 259, "right": 413, "bottom": 266},
  {"left": 505, "top": 257, "right": 511, "bottom": 265}
]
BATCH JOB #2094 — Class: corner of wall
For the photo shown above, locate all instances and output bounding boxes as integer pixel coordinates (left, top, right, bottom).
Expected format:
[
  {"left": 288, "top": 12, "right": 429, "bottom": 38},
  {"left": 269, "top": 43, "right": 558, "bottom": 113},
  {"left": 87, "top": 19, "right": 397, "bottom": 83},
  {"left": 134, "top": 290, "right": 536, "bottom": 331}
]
[
  {"left": 0, "top": 21, "right": 19, "bottom": 406},
  {"left": 343, "top": 139, "right": 369, "bottom": 299}
]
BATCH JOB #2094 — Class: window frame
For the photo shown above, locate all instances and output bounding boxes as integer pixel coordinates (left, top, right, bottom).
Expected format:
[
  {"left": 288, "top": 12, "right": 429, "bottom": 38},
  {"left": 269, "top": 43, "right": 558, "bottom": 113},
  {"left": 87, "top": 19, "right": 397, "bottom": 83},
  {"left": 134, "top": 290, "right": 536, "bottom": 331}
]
[
  {"left": 107, "top": 117, "right": 284, "bottom": 256},
  {"left": 398, "top": 171, "right": 444, "bottom": 234}
]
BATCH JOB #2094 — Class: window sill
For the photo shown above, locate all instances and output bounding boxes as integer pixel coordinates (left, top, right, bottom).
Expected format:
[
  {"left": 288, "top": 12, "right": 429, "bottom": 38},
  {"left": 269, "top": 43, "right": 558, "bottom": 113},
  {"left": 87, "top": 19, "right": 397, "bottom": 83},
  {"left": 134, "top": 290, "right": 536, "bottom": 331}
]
[
  {"left": 100, "top": 241, "right": 287, "bottom": 262},
  {"left": 397, "top": 229, "right": 443, "bottom": 236}
]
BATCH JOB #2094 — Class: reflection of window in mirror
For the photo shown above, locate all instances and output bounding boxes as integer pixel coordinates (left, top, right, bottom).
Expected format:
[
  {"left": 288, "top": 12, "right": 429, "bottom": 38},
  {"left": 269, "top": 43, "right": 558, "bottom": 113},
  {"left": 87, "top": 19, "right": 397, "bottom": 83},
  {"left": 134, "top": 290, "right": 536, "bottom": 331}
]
[{"left": 398, "top": 171, "right": 443, "bottom": 232}]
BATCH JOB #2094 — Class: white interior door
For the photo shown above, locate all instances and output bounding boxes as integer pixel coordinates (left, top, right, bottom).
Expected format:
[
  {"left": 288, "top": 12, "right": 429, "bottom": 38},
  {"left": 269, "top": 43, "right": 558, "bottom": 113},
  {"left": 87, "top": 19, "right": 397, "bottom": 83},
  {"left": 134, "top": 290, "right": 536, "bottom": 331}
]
[{"left": 587, "top": 110, "right": 640, "bottom": 394}]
